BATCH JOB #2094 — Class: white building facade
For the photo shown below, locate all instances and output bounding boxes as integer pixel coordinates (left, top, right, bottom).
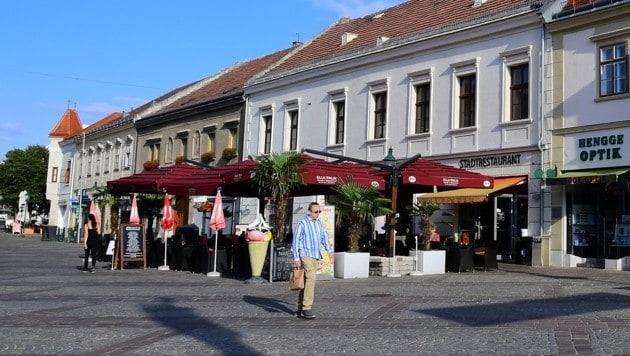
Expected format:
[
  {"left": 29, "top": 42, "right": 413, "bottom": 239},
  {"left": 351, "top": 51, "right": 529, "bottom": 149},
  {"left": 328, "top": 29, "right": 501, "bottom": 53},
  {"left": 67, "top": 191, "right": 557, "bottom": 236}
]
[
  {"left": 546, "top": 0, "right": 630, "bottom": 269},
  {"left": 243, "top": 0, "right": 561, "bottom": 260}
]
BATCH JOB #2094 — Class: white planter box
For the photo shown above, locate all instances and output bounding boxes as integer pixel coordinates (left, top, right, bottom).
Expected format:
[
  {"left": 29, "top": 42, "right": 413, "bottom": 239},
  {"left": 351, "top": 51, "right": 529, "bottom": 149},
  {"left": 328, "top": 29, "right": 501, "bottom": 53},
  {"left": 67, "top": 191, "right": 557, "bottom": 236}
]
[
  {"left": 412, "top": 250, "right": 445, "bottom": 275},
  {"left": 334, "top": 252, "right": 369, "bottom": 279}
]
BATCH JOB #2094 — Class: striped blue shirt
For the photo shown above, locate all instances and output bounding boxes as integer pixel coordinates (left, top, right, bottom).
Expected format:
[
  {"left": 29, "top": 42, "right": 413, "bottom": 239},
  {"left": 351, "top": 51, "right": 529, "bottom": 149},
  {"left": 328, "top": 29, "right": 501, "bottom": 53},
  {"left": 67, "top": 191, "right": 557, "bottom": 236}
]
[{"left": 291, "top": 215, "right": 332, "bottom": 261}]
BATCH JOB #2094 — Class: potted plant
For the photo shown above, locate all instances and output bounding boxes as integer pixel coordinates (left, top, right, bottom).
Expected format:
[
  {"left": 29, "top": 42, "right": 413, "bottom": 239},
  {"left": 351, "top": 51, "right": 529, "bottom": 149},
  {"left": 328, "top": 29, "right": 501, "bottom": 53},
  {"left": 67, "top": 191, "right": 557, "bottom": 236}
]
[
  {"left": 331, "top": 178, "right": 392, "bottom": 278},
  {"left": 143, "top": 159, "right": 159, "bottom": 171},
  {"left": 221, "top": 147, "right": 237, "bottom": 161},
  {"left": 175, "top": 155, "right": 187, "bottom": 164},
  {"left": 407, "top": 202, "right": 445, "bottom": 275},
  {"left": 251, "top": 152, "right": 306, "bottom": 244},
  {"left": 250, "top": 152, "right": 306, "bottom": 281},
  {"left": 407, "top": 202, "right": 441, "bottom": 251},
  {"left": 200, "top": 151, "right": 216, "bottom": 164}
]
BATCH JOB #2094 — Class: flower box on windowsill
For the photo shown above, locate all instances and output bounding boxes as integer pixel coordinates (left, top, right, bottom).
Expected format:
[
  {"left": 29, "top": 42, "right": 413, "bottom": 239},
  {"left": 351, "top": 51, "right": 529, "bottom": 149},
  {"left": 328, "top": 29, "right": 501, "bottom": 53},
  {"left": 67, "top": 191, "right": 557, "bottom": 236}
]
[
  {"left": 143, "top": 160, "right": 159, "bottom": 171},
  {"left": 201, "top": 151, "right": 216, "bottom": 164},
  {"left": 222, "top": 148, "right": 237, "bottom": 161}
]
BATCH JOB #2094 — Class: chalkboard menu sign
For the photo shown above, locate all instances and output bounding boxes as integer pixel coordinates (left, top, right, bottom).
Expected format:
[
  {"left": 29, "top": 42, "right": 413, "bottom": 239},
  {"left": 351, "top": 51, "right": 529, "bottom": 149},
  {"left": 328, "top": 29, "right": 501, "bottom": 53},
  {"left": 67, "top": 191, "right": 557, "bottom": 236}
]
[{"left": 118, "top": 224, "right": 146, "bottom": 269}]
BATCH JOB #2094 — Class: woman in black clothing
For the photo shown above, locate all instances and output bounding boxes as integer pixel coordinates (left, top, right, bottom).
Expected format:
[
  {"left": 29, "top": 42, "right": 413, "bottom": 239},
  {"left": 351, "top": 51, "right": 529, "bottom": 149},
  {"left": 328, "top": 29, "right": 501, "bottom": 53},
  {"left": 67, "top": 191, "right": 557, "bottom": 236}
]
[{"left": 83, "top": 213, "right": 100, "bottom": 273}]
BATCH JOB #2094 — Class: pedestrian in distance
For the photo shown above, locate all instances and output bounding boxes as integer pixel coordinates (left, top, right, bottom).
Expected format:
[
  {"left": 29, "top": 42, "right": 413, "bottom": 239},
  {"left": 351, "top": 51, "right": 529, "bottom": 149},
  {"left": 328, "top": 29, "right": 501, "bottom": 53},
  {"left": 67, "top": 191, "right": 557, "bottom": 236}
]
[
  {"left": 83, "top": 213, "right": 100, "bottom": 273},
  {"left": 291, "top": 202, "right": 334, "bottom": 319}
]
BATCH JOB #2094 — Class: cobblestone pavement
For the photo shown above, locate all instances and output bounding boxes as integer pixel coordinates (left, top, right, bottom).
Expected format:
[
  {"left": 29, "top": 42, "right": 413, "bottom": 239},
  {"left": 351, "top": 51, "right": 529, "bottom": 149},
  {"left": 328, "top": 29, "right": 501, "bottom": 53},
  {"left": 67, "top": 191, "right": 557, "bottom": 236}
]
[{"left": 1, "top": 233, "right": 629, "bottom": 355}]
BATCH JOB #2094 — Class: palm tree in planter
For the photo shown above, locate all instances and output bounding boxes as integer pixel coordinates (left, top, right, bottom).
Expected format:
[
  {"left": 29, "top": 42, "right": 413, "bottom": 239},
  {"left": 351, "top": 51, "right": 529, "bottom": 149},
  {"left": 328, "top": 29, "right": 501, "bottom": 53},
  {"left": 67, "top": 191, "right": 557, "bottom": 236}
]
[
  {"left": 407, "top": 202, "right": 441, "bottom": 251},
  {"left": 250, "top": 152, "right": 306, "bottom": 282},
  {"left": 407, "top": 201, "right": 445, "bottom": 275},
  {"left": 331, "top": 179, "right": 392, "bottom": 278},
  {"left": 252, "top": 152, "right": 306, "bottom": 243}
]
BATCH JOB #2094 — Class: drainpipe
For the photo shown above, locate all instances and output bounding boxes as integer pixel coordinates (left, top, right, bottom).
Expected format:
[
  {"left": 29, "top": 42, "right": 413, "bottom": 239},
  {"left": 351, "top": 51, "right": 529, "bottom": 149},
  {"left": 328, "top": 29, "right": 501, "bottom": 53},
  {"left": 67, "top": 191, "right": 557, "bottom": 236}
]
[{"left": 537, "top": 24, "right": 547, "bottom": 258}]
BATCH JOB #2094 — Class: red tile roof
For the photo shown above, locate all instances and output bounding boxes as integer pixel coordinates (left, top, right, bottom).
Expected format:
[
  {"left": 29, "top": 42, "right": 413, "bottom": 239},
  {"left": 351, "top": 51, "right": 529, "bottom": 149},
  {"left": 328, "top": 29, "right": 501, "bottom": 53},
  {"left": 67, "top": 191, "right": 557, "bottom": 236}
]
[
  {"left": 82, "top": 112, "right": 123, "bottom": 134},
  {"left": 48, "top": 108, "right": 83, "bottom": 139},
  {"left": 258, "top": 0, "right": 536, "bottom": 79},
  {"left": 150, "top": 47, "right": 295, "bottom": 117},
  {"left": 561, "top": 0, "right": 597, "bottom": 10}
]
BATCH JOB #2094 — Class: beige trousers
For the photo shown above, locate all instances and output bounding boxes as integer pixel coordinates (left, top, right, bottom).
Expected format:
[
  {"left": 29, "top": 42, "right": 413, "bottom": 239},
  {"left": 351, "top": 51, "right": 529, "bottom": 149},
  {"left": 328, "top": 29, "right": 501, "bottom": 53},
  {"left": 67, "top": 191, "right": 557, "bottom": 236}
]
[{"left": 297, "top": 256, "right": 318, "bottom": 310}]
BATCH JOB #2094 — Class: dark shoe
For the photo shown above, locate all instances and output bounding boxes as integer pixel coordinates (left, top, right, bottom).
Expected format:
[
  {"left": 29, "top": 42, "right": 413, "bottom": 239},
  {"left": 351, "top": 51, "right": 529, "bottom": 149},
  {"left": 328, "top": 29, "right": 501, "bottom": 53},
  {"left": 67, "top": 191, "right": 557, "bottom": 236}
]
[
  {"left": 301, "top": 310, "right": 315, "bottom": 319},
  {"left": 82, "top": 268, "right": 88, "bottom": 273},
  {"left": 90, "top": 268, "right": 95, "bottom": 273},
  {"left": 294, "top": 310, "right": 302, "bottom": 317}
]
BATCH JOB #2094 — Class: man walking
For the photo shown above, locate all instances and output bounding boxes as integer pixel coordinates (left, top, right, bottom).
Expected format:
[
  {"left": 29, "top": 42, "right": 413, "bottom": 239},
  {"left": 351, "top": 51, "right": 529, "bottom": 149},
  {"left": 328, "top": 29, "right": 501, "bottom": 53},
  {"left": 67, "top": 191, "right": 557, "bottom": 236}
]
[{"left": 291, "top": 202, "right": 334, "bottom": 319}]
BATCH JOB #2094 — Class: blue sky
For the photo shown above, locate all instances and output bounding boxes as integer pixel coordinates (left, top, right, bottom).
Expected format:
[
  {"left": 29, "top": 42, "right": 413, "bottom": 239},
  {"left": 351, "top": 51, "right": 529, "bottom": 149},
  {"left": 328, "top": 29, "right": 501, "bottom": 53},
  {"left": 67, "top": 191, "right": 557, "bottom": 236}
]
[{"left": 0, "top": 0, "right": 403, "bottom": 160}]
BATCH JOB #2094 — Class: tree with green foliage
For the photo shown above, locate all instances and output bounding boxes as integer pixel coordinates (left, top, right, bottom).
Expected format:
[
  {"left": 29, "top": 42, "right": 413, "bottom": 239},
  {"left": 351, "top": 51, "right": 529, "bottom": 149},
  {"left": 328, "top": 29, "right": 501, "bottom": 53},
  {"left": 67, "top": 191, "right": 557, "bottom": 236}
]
[
  {"left": 0, "top": 145, "right": 49, "bottom": 214},
  {"left": 332, "top": 178, "right": 392, "bottom": 253},
  {"left": 407, "top": 202, "right": 441, "bottom": 250},
  {"left": 251, "top": 152, "right": 306, "bottom": 243}
]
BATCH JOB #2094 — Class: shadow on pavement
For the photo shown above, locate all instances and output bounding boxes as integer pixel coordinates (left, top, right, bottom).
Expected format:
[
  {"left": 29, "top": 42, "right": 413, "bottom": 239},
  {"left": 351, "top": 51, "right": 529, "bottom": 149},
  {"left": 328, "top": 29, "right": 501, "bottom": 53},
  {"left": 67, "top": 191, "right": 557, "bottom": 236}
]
[
  {"left": 141, "top": 297, "right": 260, "bottom": 355},
  {"left": 417, "top": 292, "right": 630, "bottom": 326},
  {"left": 243, "top": 295, "right": 294, "bottom": 315}
]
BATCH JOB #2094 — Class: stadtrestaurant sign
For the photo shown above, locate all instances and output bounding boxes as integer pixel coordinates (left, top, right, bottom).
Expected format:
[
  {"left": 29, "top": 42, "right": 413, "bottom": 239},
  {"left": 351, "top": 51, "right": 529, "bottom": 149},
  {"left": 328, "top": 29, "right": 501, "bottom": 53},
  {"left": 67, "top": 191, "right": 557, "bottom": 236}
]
[{"left": 459, "top": 154, "right": 521, "bottom": 169}]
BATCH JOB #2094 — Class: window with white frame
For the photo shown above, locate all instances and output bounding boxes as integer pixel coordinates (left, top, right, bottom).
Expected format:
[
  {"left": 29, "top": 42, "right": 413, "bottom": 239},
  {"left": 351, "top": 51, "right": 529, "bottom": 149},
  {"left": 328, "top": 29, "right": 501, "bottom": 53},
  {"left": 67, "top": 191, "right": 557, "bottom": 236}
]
[
  {"left": 64, "top": 160, "right": 71, "bottom": 184},
  {"left": 599, "top": 42, "right": 628, "bottom": 97},
  {"left": 124, "top": 143, "right": 132, "bottom": 169},
  {"left": 87, "top": 150, "right": 93, "bottom": 176},
  {"left": 228, "top": 127, "right": 238, "bottom": 149},
  {"left": 328, "top": 90, "right": 346, "bottom": 145},
  {"left": 180, "top": 137, "right": 188, "bottom": 158},
  {"left": 95, "top": 148, "right": 101, "bottom": 175},
  {"left": 408, "top": 69, "right": 432, "bottom": 134},
  {"left": 207, "top": 131, "right": 216, "bottom": 154},
  {"left": 114, "top": 143, "right": 121, "bottom": 171},
  {"left": 260, "top": 107, "right": 273, "bottom": 154},
  {"left": 368, "top": 80, "right": 389, "bottom": 140},
  {"left": 166, "top": 138, "right": 173, "bottom": 163},
  {"left": 104, "top": 146, "right": 111, "bottom": 173},
  {"left": 451, "top": 59, "right": 479, "bottom": 129},
  {"left": 51, "top": 167, "right": 58, "bottom": 183},
  {"left": 149, "top": 143, "right": 159, "bottom": 161},
  {"left": 501, "top": 46, "right": 531, "bottom": 121},
  {"left": 192, "top": 131, "right": 201, "bottom": 158},
  {"left": 284, "top": 100, "right": 299, "bottom": 151}
]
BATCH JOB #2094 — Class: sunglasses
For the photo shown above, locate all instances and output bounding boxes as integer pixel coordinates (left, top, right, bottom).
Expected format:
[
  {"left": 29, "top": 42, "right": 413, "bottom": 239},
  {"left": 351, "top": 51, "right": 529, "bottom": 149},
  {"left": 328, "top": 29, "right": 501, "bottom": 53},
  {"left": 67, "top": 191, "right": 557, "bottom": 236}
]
[{"left": 311, "top": 210, "right": 322, "bottom": 214}]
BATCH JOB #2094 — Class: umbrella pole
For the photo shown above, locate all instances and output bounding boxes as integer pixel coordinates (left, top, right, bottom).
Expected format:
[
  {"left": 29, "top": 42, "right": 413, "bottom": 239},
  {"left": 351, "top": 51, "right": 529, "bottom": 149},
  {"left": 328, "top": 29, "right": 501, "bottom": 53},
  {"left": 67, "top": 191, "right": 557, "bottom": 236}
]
[
  {"left": 207, "top": 230, "right": 221, "bottom": 277},
  {"left": 158, "top": 232, "right": 169, "bottom": 271}
]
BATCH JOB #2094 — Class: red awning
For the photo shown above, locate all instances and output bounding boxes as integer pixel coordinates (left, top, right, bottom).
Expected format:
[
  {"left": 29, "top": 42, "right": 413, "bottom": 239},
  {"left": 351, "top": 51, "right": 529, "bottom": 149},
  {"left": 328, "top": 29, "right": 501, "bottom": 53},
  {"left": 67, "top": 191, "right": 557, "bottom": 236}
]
[
  {"left": 160, "top": 160, "right": 258, "bottom": 196},
  {"left": 164, "top": 155, "right": 387, "bottom": 196},
  {"left": 399, "top": 158, "right": 493, "bottom": 189},
  {"left": 107, "top": 163, "right": 207, "bottom": 194},
  {"left": 299, "top": 155, "right": 387, "bottom": 190}
]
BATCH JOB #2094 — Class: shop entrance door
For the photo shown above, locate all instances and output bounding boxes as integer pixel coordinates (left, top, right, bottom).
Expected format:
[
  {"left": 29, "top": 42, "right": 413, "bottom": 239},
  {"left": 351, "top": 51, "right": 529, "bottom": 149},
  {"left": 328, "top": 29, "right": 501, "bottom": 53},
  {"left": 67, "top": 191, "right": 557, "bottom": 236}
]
[{"left": 495, "top": 195, "right": 513, "bottom": 259}]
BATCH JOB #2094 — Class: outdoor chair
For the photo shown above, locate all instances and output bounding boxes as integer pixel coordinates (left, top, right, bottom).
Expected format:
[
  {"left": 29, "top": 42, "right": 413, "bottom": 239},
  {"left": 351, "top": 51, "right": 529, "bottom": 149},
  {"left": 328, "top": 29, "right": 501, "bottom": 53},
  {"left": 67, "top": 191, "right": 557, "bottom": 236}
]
[
  {"left": 473, "top": 240, "right": 499, "bottom": 271},
  {"left": 446, "top": 242, "right": 475, "bottom": 272}
]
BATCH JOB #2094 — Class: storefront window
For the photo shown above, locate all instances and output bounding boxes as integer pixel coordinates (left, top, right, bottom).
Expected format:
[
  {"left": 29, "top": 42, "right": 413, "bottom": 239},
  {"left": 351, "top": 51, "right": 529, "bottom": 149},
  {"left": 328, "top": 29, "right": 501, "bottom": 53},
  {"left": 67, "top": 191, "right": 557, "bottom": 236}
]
[{"left": 566, "top": 180, "right": 630, "bottom": 259}]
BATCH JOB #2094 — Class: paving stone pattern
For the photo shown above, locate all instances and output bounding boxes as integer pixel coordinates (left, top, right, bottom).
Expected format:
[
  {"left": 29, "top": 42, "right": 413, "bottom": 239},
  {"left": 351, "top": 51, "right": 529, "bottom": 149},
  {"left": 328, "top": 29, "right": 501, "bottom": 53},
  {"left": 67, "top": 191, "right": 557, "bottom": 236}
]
[{"left": 1, "top": 232, "right": 629, "bottom": 355}]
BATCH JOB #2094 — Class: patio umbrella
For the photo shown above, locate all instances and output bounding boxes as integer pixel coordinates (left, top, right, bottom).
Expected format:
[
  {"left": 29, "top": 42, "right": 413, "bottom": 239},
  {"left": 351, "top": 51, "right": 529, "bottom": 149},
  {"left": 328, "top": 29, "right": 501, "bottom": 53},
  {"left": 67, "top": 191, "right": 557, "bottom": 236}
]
[
  {"left": 158, "top": 194, "right": 174, "bottom": 271},
  {"left": 129, "top": 194, "right": 140, "bottom": 224},
  {"left": 88, "top": 200, "right": 101, "bottom": 225},
  {"left": 207, "top": 189, "right": 225, "bottom": 277},
  {"left": 107, "top": 163, "right": 207, "bottom": 194},
  {"left": 160, "top": 194, "right": 174, "bottom": 231}
]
